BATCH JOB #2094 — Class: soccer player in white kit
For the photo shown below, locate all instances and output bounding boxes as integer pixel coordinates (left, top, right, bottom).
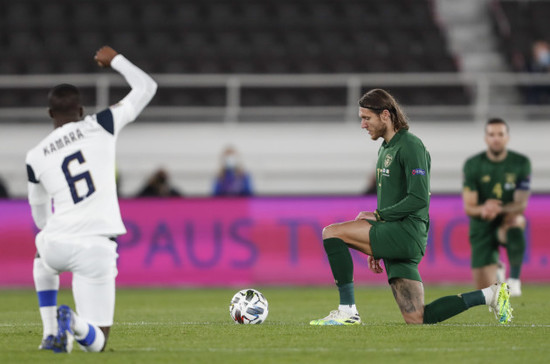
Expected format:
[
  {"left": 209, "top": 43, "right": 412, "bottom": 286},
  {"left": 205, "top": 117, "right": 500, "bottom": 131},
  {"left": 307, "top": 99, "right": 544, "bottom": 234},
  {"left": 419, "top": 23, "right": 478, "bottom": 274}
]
[{"left": 26, "top": 46, "right": 157, "bottom": 353}]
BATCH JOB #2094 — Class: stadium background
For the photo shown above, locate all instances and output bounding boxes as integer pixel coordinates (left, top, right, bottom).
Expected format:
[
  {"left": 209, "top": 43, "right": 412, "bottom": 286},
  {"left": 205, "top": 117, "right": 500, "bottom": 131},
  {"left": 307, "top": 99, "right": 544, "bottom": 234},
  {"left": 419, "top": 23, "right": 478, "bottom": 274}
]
[{"left": 1, "top": 0, "right": 549, "bottom": 287}]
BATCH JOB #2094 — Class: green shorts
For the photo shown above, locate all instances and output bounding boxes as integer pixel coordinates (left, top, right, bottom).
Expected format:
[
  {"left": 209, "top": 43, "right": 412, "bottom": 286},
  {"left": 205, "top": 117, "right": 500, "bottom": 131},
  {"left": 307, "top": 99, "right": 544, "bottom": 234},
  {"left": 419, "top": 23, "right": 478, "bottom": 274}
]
[
  {"left": 368, "top": 218, "right": 428, "bottom": 282},
  {"left": 469, "top": 221, "right": 500, "bottom": 268}
]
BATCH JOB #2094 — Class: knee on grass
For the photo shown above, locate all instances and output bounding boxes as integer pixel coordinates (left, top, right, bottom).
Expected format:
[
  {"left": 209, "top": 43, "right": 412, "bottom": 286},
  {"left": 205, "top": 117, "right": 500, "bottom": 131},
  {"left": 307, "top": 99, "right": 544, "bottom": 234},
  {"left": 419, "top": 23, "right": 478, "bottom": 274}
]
[{"left": 402, "top": 311, "right": 424, "bottom": 325}]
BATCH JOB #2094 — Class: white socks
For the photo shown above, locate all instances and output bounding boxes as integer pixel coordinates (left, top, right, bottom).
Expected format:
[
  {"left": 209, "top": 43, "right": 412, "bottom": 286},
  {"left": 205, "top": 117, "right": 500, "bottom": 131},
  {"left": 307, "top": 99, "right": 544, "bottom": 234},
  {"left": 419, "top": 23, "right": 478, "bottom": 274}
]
[
  {"left": 33, "top": 258, "right": 59, "bottom": 338},
  {"left": 481, "top": 286, "right": 495, "bottom": 306},
  {"left": 38, "top": 307, "right": 57, "bottom": 338},
  {"left": 339, "top": 304, "right": 359, "bottom": 316},
  {"left": 72, "top": 312, "right": 106, "bottom": 352}
]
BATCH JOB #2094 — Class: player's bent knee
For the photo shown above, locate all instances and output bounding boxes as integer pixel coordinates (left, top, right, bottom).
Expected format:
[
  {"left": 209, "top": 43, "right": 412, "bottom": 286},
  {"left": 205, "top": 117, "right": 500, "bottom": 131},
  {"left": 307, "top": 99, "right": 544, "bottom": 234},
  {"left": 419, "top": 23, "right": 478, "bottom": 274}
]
[
  {"left": 511, "top": 214, "right": 526, "bottom": 228},
  {"left": 503, "top": 213, "right": 526, "bottom": 229},
  {"left": 322, "top": 224, "right": 338, "bottom": 239},
  {"left": 498, "top": 214, "right": 526, "bottom": 244},
  {"left": 100, "top": 326, "right": 110, "bottom": 341},
  {"left": 402, "top": 312, "right": 424, "bottom": 325}
]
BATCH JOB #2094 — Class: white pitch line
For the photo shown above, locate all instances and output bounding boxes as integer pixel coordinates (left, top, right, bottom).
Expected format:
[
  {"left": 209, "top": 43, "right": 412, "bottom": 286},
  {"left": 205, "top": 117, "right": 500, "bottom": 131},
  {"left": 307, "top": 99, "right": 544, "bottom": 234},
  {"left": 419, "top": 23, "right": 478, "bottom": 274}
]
[
  {"left": 115, "top": 321, "right": 550, "bottom": 328},
  {"left": 1, "top": 322, "right": 549, "bottom": 328},
  {"left": 0, "top": 323, "right": 41, "bottom": 327},
  {"left": 112, "top": 346, "right": 540, "bottom": 353}
]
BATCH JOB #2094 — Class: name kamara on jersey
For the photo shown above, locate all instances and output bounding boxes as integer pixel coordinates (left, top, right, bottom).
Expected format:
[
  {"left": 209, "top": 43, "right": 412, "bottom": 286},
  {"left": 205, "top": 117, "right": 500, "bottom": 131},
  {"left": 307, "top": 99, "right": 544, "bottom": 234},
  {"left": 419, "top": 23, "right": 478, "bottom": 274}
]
[{"left": 43, "top": 129, "right": 85, "bottom": 156}]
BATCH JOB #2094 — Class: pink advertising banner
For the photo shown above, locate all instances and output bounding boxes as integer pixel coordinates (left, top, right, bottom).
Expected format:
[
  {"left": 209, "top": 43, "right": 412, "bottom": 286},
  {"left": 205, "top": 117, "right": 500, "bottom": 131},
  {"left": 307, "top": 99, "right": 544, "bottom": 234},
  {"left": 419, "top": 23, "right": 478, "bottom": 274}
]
[{"left": 1, "top": 196, "right": 549, "bottom": 287}]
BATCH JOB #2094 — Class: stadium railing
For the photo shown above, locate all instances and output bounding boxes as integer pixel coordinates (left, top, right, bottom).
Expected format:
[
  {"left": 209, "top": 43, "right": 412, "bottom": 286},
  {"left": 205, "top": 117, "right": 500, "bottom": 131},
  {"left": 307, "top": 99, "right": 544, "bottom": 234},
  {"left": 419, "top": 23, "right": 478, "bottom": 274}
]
[{"left": 1, "top": 72, "right": 550, "bottom": 123}]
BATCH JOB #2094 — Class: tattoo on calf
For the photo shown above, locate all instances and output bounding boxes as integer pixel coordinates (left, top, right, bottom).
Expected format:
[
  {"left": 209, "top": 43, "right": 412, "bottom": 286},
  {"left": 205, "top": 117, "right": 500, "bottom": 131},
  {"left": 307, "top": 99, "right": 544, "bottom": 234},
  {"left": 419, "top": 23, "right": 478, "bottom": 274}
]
[{"left": 391, "top": 279, "right": 421, "bottom": 314}]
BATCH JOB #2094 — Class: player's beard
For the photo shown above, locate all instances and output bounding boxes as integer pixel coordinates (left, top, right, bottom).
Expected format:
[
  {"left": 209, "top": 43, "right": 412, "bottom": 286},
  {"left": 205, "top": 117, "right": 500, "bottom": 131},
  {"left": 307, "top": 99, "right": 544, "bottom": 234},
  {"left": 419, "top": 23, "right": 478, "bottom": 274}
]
[
  {"left": 368, "top": 122, "right": 388, "bottom": 140},
  {"left": 489, "top": 145, "right": 505, "bottom": 157}
]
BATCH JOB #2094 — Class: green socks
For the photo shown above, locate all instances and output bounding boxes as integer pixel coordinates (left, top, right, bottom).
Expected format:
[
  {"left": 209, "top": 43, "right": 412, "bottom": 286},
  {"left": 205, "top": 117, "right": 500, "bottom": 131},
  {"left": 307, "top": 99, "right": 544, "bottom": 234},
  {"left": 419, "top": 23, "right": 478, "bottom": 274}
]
[
  {"left": 423, "top": 291, "right": 485, "bottom": 324},
  {"left": 338, "top": 283, "right": 355, "bottom": 306},
  {"left": 461, "top": 290, "right": 486, "bottom": 308},
  {"left": 506, "top": 228, "right": 526, "bottom": 279},
  {"left": 323, "top": 238, "right": 355, "bottom": 305}
]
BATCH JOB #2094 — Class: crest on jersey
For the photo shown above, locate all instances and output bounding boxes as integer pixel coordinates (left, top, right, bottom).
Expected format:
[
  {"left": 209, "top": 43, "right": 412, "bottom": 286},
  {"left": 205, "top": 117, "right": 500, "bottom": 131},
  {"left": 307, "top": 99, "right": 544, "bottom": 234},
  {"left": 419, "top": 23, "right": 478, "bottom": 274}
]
[
  {"left": 384, "top": 154, "right": 393, "bottom": 168},
  {"left": 481, "top": 175, "right": 490, "bottom": 183},
  {"left": 505, "top": 173, "right": 516, "bottom": 190}
]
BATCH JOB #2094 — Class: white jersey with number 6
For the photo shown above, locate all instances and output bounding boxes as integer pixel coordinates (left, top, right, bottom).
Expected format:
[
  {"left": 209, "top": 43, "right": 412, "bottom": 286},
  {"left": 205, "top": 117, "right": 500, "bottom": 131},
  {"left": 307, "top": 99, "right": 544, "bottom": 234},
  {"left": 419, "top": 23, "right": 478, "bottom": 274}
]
[{"left": 26, "top": 55, "right": 157, "bottom": 240}]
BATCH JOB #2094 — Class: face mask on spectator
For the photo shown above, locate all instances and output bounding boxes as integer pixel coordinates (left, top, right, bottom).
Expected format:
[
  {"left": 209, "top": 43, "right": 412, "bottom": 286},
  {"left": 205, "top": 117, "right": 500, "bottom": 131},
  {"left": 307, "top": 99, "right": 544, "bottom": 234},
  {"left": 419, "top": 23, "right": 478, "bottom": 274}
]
[
  {"left": 537, "top": 50, "right": 550, "bottom": 65},
  {"left": 225, "top": 155, "right": 238, "bottom": 169}
]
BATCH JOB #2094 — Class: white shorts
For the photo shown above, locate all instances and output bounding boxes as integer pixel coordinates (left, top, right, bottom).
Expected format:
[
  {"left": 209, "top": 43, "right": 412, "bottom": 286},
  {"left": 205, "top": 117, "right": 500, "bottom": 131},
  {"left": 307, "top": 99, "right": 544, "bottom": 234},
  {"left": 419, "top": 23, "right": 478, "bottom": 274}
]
[{"left": 36, "top": 232, "right": 119, "bottom": 326}]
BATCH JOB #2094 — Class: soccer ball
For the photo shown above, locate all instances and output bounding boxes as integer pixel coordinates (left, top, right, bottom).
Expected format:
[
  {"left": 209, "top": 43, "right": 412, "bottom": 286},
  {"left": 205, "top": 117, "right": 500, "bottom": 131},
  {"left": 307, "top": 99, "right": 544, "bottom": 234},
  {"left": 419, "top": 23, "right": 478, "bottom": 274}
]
[{"left": 229, "top": 288, "right": 269, "bottom": 324}]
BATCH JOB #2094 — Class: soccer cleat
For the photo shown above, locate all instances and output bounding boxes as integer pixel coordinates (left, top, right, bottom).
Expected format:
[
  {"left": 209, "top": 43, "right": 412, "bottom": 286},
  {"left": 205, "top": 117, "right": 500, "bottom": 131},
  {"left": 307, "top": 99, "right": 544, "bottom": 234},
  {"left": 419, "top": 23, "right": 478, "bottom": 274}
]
[
  {"left": 507, "top": 278, "right": 522, "bottom": 297},
  {"left": 53, "top": 305, "right": 74, "bottom": 353},
  {"left": 38, "top": 335, "right": 56, "bottom": 350},
  {"left": 310, "top": 310, "right": 361, "bottom": 326},
  {"left": 496, "top": 260, "right": 506, "bottom": 283},
  {"left": 488, "top": 283, "right": 513, "bottom": 324}
]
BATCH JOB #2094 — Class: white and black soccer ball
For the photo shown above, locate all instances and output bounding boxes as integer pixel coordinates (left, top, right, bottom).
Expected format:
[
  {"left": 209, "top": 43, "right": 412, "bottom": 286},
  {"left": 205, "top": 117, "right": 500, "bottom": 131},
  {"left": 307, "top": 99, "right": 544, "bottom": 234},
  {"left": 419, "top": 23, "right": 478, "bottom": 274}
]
[{"left": 229, "top": 288, "right": 269, "bottom": 324}]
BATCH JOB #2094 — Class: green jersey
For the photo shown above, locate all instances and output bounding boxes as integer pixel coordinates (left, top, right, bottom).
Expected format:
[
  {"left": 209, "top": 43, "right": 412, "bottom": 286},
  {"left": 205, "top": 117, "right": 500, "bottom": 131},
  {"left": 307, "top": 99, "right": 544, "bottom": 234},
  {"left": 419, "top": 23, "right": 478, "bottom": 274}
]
[
  {"left": 463, "top": 150, "right": 531, "bottom": 224},
  {"left": 375, "top": 129, "right": 431, "bottom": 223},
  {"left": 463, "top": 150, "right": 531, "bottom": 267}
]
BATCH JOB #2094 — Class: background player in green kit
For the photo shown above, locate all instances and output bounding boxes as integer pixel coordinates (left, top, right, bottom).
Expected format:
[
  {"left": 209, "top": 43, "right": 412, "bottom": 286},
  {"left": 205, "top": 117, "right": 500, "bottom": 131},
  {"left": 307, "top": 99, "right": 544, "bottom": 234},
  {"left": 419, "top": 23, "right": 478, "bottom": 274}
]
[
  {"left": 463, "top": 118, "right": 531, "bottom": 296},
  {"left": 310, "top": 89, "right": 513, "bottom": 326}
]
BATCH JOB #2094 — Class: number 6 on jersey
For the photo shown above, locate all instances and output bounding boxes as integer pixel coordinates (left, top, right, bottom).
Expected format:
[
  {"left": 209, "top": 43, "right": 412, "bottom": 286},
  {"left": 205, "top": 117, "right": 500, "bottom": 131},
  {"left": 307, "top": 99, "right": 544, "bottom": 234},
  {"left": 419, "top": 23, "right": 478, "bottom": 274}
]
[{"left": 61, "top": 150, "right": 96, "bottom": 204}]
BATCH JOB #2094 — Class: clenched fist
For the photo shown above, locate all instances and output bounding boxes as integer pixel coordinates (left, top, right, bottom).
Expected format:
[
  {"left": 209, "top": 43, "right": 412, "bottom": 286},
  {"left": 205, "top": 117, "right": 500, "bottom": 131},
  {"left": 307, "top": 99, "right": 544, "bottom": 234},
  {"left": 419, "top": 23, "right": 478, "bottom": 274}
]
[{"left": 94, "top": 46, "right": 118, "bottom": 68}]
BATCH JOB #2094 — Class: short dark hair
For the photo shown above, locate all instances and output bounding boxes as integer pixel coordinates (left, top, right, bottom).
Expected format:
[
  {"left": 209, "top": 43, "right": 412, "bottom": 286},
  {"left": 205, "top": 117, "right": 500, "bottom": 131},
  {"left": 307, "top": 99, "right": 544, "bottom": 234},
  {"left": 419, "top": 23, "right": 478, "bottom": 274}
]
[
  {"left": 358, "top": 88, "right": 409, "bottom": 131},
  {"left": 48, "top": 84, "right": 81, "bottom": 114},
  {"left": 485, "top": 117, "right": 509, "bottom": 133}
]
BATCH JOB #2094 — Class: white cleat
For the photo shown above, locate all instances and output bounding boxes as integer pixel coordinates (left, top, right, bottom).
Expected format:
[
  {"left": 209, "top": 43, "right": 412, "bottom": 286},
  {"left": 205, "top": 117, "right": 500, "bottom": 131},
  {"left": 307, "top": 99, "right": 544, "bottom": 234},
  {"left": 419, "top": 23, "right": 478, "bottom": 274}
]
[
  {"left": 488, "top": 283, "right": 513, "bottom": 324},
  {"left": 310, "top": 310, "right": 362, "bottom": 326}
]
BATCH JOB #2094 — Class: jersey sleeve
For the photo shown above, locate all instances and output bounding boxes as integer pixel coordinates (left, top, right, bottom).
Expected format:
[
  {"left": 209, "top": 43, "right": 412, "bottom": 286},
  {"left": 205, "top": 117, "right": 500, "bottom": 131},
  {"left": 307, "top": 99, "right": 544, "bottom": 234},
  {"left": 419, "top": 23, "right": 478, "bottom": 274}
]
[
  {"left": 377, "top": 141, "right": 430, "bottom": 221},
  {"left": 462, "top": 158, "right": 477, "bottom": 191},
  {"left": 516, "top": 156, "right": 531, "bottom": 191},
  {"left": 27, "top": 180, "right": 50, "bottom": 205},
  {"left": 30, "top": 200, "right": 52, "bottom": 229},
  {"left": 26, "top": 162, "right": 49, "bottom": 206},
  {"left": 98, "top": 54, "right": 158, "bottom": 136}
]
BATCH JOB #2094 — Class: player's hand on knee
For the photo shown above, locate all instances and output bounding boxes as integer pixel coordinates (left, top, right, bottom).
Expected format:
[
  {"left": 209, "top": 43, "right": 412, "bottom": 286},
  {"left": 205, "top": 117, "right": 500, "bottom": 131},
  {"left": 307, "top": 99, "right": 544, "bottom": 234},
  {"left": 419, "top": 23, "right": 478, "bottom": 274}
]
[
  {"left": 368, "top": 255, "right": 384, "bottom": 274},
  {"left": 94, "top": 46, "right": 118, "bottom": 68}
]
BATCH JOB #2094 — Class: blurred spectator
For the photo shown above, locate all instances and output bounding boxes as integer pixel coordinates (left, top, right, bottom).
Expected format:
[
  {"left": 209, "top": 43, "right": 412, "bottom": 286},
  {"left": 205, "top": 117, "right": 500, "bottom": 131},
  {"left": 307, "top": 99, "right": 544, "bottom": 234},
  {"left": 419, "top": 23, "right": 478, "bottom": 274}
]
[
  {"left": 525, "top": 40, "right": 550, "bottom": 104},
  {"left": 528, "top": 40, "right": 550, "bottom": 72},
  {"left": 213, "top": 146, "right": 253, "bottom": 196},
  {"left": 0, "top": 176, "right": 8, "bottom": 198},
  {"left": 137, "top": 168, "right": 182, "bottom": 197}
]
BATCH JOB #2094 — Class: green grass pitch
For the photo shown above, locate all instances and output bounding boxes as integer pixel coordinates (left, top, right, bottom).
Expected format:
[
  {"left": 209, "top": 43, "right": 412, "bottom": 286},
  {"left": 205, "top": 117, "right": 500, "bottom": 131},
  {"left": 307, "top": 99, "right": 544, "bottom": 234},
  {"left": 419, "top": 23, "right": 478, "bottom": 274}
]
[{"left": 1, "top": 285, "right": 549, "bottom": 363}]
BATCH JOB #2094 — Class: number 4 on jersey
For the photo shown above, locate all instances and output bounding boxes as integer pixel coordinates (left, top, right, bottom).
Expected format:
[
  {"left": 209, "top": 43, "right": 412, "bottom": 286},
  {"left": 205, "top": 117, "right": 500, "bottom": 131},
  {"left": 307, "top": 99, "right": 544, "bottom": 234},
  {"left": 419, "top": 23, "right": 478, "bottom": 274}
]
[
  {"left": 62, "top": 151, "right": 96, "bottom": 204},
  {"left": 492, "top": 182, "right": 503, "bottom": 199}
]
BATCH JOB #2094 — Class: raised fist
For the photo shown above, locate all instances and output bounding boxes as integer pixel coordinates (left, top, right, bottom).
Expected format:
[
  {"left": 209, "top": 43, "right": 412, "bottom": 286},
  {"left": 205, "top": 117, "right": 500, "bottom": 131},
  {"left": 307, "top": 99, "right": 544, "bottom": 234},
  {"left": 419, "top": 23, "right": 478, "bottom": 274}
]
[{"left": 94, "top": 46, "right": 118, "bottom": 68}]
